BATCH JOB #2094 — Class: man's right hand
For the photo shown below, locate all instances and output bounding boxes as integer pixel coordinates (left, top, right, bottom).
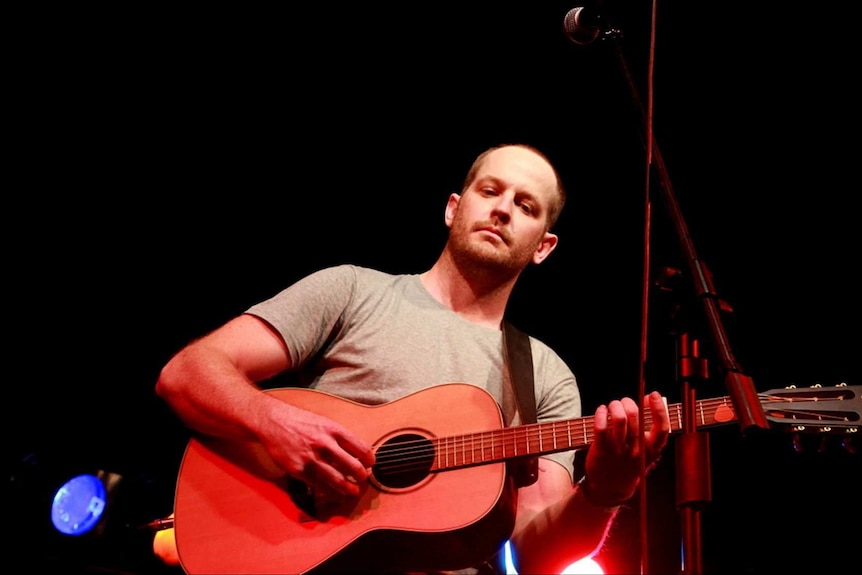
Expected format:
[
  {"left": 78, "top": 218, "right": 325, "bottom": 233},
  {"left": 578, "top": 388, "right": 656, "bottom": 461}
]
[{"left": 258, "top": 399, "right": 376, "bottom": 499}]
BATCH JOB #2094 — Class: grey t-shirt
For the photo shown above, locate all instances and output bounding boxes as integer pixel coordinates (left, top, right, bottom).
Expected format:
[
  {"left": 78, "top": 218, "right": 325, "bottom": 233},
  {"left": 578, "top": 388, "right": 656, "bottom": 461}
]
[{"left": 246, "top": 264, "right": 582, "bottom": 478}]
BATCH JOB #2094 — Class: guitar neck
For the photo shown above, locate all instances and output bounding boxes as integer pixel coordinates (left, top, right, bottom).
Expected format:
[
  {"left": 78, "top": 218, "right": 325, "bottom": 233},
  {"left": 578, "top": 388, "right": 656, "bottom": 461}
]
[
  {"left": 427, "top": 384, "right": 861, "bottom": 472},
  {"left": 427, "top": 396, "right": 733, "bottom": 472}
]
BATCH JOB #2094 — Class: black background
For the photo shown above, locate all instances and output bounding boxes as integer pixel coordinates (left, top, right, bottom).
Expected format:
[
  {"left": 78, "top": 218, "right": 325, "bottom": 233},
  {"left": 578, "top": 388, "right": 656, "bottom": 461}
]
[{"left": 9, "top": 2, "right": 860, "bottom": 573}]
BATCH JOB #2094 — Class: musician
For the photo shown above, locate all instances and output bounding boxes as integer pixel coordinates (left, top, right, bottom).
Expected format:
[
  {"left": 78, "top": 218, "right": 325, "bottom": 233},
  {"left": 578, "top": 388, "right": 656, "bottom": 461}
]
[{"left": 155, "top": 143, "right": 670, "bottom": 574}]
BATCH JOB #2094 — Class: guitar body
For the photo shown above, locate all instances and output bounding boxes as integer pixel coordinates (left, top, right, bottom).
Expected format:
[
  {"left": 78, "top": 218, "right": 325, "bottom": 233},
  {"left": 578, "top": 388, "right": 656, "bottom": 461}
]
[{"left": 174, "top": 383, "right": 518, "bottom": 574}]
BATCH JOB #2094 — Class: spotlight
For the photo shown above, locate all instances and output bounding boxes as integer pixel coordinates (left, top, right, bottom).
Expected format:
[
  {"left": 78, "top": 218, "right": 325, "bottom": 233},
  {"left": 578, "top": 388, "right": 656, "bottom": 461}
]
[
  {"left": 502, "top": 540, "right": 605, "bottom": 574},
  {"left": 14, "top": 457, "right": 174, "bottom": 572},
  {"left": 50, "top": 471, "right": 119, "bottom": 537}
]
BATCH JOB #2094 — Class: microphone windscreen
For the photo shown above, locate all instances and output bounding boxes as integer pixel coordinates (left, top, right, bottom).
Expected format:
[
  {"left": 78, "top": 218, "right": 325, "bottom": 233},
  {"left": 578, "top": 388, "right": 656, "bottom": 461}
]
[{"left": 563, "top": 7, "right": 601, "bottom": 45}]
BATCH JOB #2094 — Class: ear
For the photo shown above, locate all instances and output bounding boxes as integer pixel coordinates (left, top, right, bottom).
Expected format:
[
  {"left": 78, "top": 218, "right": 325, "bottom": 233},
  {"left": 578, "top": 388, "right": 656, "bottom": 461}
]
[
  {"left": 531, "top": 231, "right": 559, "bottom": 265},
  {"left": 444, "top": 193, "right": 461, "bottom": 227}
]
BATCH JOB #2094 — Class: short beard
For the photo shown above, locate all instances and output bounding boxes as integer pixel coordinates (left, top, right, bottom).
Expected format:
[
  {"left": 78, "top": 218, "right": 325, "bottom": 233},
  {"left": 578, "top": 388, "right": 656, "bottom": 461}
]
[{"left": 448, "top": 219, "right": 533, "bottom": 278}]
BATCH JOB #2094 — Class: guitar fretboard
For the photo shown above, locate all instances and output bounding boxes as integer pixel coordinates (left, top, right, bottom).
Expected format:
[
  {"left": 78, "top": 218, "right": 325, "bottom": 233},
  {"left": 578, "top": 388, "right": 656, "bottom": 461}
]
[{"left": 401, "top": 387, "right": 859, "bottom": 473}]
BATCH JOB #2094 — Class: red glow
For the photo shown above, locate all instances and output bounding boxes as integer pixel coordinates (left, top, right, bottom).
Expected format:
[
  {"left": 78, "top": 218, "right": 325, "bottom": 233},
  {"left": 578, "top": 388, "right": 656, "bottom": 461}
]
[
  {"left": 503, "top": 541, "right": 605, "bottom": 574},
  {"left": 561, "top": 556, "right": 604, "bottom": 574}
]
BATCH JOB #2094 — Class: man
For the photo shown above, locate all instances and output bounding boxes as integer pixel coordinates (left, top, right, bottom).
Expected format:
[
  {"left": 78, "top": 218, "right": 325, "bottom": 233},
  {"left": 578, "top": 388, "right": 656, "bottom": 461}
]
[{"left": 155, "top": 143, "right": 670, "bottom": 574}]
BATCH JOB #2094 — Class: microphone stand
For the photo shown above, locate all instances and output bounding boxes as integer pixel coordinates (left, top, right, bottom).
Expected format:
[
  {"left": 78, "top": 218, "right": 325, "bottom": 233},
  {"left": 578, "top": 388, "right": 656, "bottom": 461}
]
[{"left": 601, "top": 31, "right": 771, "bottom": 575}]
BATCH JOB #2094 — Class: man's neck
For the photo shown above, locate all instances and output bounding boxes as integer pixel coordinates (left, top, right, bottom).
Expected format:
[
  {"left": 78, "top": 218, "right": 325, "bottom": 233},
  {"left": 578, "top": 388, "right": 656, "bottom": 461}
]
[{"left": 419, "top": 250, "right": 518, "bottom": 330}]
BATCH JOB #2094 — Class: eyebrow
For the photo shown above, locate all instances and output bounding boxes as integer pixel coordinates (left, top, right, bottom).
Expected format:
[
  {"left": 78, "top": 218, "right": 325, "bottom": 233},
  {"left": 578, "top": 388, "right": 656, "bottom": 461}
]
[{"left": 476, "top": 175, "right": 544, "bottom": 213}]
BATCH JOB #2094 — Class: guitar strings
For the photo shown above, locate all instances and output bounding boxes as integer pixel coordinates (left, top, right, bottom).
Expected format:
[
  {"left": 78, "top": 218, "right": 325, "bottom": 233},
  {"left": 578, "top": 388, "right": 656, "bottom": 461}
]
[{"left": 371, "top": 393, "right": 856, "bottom": 477}]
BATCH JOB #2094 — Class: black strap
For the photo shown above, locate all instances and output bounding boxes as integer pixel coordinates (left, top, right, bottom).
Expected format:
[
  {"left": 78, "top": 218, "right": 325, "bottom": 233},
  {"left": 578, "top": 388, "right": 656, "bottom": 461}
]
[
  {"left": 503, "top": 321, "right": 537, "bottom": 423},
  {"left": 502, "top": 320, "right": 538, "bottom": 487}
]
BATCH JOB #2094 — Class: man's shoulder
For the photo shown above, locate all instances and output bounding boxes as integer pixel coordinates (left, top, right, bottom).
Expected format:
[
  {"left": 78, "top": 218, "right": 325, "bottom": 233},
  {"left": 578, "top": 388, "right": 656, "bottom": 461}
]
[
  {"left": 336, "top": 264, "right": 418, "bottom": 287},
  {"left": 304, "top": 264, "right": 394, "bottom": 284},
  {"left": 312, "top": 265, "right": 420, "bottom": 300},
  {"left": 323, "top": 263, "right": 406, "bottom": 280}
]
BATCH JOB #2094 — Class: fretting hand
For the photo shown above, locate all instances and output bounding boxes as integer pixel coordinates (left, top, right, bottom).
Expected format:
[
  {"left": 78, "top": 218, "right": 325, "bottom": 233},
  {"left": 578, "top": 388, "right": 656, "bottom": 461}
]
[{"left": 582, "top": 391, "right": 670, "bottom": 506}]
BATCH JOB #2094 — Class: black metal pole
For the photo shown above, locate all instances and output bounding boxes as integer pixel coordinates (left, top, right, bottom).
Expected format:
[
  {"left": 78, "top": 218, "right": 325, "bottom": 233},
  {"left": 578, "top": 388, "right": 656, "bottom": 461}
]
[{"left": 603, "top": 33, "right": 771, "bottom": 575}]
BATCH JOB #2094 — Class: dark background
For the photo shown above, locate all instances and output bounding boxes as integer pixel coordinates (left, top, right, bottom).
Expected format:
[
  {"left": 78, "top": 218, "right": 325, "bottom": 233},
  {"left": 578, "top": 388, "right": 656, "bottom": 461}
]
[{"left": 9, "top": 2, "right": 860, "bottom": 574}]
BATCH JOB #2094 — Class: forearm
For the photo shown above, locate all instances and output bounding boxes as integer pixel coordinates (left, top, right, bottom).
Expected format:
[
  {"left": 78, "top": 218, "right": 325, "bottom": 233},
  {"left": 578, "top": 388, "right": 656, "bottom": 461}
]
[
  {"left": 155, "top": 344, "right": 280, "bottom": 442},
  {"left": 510, "top": 480, "right": 623, "bottom": 575}
]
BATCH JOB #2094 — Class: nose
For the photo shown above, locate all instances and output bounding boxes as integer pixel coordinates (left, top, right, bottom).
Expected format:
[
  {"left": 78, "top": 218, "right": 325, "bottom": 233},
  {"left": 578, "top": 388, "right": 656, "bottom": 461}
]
[{"left": 490, "top": 193, "right": 513, "bottom": 223}]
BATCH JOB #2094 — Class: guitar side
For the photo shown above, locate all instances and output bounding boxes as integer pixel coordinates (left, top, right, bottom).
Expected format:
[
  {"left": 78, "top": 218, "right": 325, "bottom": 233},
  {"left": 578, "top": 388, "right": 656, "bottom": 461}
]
[{"left": 174, "top": 383, "right": 516, "bottom": 575}]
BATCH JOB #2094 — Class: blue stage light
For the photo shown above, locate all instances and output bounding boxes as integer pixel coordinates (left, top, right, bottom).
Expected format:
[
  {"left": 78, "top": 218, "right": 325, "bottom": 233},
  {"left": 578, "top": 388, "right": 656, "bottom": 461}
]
[{"left": 51, "top": 473, "right": 108, "bottom": 536}]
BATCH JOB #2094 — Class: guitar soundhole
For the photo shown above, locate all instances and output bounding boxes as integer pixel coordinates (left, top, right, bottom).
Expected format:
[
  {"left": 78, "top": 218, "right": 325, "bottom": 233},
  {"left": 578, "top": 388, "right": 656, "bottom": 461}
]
[{"left": 373, "top": 433, "right": 434, "bottom": 489}]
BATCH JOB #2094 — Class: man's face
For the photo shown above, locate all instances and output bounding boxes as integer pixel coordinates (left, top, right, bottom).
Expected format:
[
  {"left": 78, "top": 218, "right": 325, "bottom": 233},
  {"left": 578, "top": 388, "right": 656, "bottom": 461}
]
[{"left": 446, "top": 146, "right": 559, "bottom": 275}]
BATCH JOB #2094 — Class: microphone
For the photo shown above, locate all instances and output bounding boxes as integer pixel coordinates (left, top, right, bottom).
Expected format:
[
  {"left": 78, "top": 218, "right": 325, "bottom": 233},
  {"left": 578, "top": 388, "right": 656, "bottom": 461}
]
[{"left": 563, "top": 6, "right": 605, "bottom": 45}]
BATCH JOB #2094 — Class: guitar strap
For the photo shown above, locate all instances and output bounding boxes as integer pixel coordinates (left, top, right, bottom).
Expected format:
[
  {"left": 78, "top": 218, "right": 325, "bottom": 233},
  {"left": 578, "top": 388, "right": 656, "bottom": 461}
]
[{"left": 502, "top": 320, "right": 539, "bottom": 488}]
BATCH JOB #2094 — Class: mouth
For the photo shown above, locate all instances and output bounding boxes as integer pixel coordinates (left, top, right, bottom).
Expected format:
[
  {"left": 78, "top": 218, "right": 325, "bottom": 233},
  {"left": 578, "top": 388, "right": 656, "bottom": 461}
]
[{"left": 475, "top": 225, "right": 508, "bottom": 244}]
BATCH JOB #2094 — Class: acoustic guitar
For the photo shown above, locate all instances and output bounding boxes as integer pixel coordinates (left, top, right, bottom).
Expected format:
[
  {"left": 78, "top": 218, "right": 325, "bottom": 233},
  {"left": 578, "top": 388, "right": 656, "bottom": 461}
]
[{"left": 173, "top": 382, "right": 860, "bottom": 574}]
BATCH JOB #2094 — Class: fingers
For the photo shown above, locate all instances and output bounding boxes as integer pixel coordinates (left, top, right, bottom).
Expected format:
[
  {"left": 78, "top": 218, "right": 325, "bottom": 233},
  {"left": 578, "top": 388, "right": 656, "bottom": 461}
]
[
  {"left": 314, "top": 433, "right": 376, "bottom": 497},
  {"left": 339, "top": 431, "right": 377, "bottom": 469},
  {"left": 646, "top": 391, "right": 671, "bottom": 434},
  {"left": 645, "top": 391, "right": 671, "bottom": 458},
  {"left": 595, "top": 392, "right": 670, "bottom": 458},
  {"left": 301, "top": 454, "right": 366, "bottom": 498},
  {"left": 304, "top": 457, "right": 363, "bottom": 498},
  {"left": 594, "top": 397, "right": 638, "bottom": 455}
]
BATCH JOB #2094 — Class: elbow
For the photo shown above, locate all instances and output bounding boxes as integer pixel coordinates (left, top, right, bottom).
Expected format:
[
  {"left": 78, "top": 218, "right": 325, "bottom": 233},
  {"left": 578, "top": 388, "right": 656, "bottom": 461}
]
[
  {"left": 154, "top": 368, "right": 170, "bottom": 401},
  {"left": 154, "top": 352, "right": 186, "bottom": 404}
]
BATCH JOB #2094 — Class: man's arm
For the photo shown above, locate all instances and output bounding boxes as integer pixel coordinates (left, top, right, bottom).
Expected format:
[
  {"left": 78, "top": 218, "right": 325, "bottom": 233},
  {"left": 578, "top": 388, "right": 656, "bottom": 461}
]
[
  {"left": 155, "top": 313, "right": 376, "bottom": 498},
  {"left": 155, "top": 314, "right": 293, "bottom": 440},
  {"left": 510, "top": 392, "right": 670, "bottom": 574},
  {"left": 510, "top": 458, "right": 620, "bottom": 574}
]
